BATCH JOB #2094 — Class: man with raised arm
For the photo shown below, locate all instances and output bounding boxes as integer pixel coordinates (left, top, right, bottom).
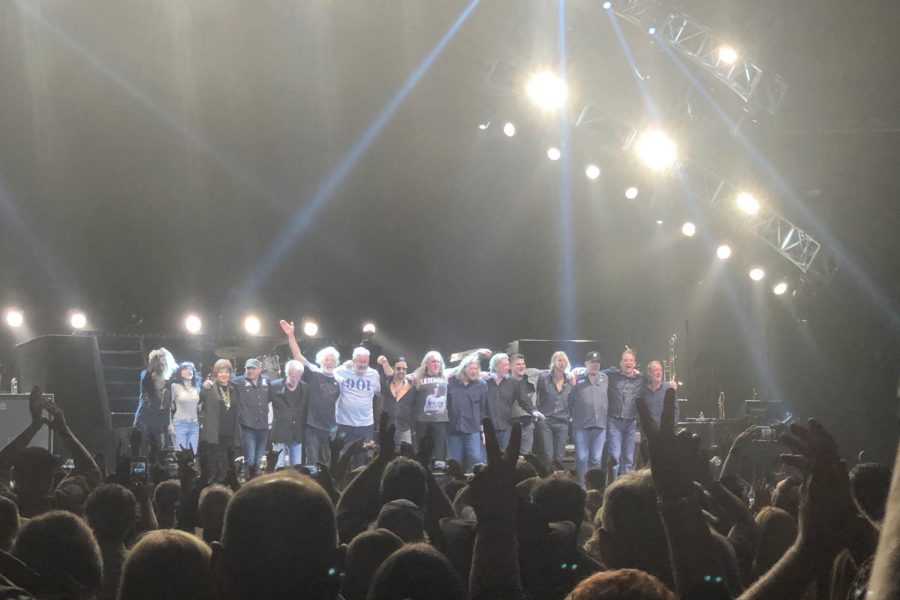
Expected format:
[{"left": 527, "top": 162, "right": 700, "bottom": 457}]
[
  {"left": 280, "top": 320, "right": 380, "bottom": 468},
  {"left": 280, "top": 320, "right": 341, "bottom": 465}
]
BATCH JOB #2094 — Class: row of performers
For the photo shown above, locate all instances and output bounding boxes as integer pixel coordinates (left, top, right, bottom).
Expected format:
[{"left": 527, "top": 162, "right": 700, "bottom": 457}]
[{"left": 133, "top": 320, "right": 677, "bottom": 485}]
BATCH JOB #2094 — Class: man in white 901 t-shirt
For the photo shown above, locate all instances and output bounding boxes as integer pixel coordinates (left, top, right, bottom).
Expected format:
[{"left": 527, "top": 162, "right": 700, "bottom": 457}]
[{"left": 333, "top": 346, "right": 381, "bottom": 466}]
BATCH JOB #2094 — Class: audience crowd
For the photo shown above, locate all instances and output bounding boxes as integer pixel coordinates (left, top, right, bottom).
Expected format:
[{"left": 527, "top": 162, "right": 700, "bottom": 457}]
[{"left": 0, "top": 384, "right": 898, "bottom": 600}]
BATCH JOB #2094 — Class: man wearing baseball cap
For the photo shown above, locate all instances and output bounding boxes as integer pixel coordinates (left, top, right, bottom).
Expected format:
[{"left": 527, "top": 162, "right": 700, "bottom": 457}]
[
  {"left": 233, "top": 357, "right": 273, "bottom": 479},
  {"left": 569, "top": 351, "right": 609, "bottom": 486}
]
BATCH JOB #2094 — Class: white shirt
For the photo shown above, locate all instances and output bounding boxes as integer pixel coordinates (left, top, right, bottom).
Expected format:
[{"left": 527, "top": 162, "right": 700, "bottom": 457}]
[{"left": 333, "top": 366, "right": 381, "bottom": 426}]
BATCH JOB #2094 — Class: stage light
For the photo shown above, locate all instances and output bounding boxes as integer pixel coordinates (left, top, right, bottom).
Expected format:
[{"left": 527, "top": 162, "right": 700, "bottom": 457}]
[
  {"left": 656, "top": 219, "right": 664, "bottom": 225},
  {"left": 716, "top": 244, "right": 732, "bottom": 259},
  {"left": 625, "top": 186, "right": 639, "bottom": 200},
  {"left": 773, "top": 281, "right": 788, "bottom": 295},
  {"left": 70, "top": 311, "right": 87, "bottom": 330},
  {"left": 362, "top": 322, "right": 377, "bottom": 335},
  {"left": 749, "top": 267, "right": 765, "bottom": 281},
  {"left": 648, "top": 26, "right": 656, "bottom": 35},
  {"left": 634, "top": 128, "right": 677, "bottom": 171},
  {"left": 503, "top": 122, "right": 516, "bottom": 137},
  {"left": 302, "top": 319, "right": 319, "bottom": 337},
  {"left": 477, "top": 121, "right": 490, "bottom": 130},
  {"left": 681, "top": 222, "right": 696, "bottom": 237},
  {"left": 585, "top": 164, "right": 601, "bottom": 180},
  {"left": 243, "top": 315, "right": 261, "bottom": 335},
  {"left": 525, "top": 71, "right": 568, "bottom": 110},
  {"left": 602, "top": 1, "right": 612, "bottom": 8},
  {"left": 736, "top": 192, "right": 760, "bottom": 215},
  {"left": 718, "top": 45, "right": 738, "bottom": 65},
  {"left": 185, "top": 314, "right": 202, "bottom": 334},
  {"left": 547, "top": 147, "right": 561, "bottom": 161},
  {"left": 5, "top": 309, "right": 23, "bottom": 328}
]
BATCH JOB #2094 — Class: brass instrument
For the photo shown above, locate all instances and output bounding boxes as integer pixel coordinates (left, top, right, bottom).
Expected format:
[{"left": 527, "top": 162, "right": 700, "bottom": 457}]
[{"left": 663, "top": 334, "right": 677, "bottom": 382}]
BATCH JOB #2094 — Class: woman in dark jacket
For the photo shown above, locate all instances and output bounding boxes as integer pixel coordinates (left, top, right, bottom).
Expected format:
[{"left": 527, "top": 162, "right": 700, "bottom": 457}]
[{"left": 199, "top": 359, "right": 241, "bottom": 482}]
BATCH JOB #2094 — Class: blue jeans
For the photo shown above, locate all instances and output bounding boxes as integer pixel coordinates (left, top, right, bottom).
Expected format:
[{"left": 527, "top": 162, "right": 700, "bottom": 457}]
[
  {"left": 273, "top": 442, "right": 302, "bottom": 467},
  {"left": 606, "top": 418, "right": 637, "bottom": 480},
  {"left": 172, "top": 419, "right": 199, "bottom": 453},
  {"left": 573, "top": 427, "right": 606, "bottom": 485},
  {"left": 240, "top": 426, "right": 269, "bottom": 477},
  {"left": 537, "top": 420, "right": 569, "bottom": 468},
  {"left": 305, "top": 426, "right": 333, "bottom": 466},
  {"left": 447, "top": 431, "right": 483, "bottom": 474},
  {"left": 337, "top": 423, "right": 374, "bottom": 469},
  {"left": 495, "top": 429, "right": 511, "bottom": 452}
]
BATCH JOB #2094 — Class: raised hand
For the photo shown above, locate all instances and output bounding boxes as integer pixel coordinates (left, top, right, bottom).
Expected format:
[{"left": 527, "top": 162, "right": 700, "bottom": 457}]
[
  {"left": 730, "top": 425, "right": 762, "bottom": 453},
  {"left": 377, "top": 355, "right": 388, "bottom": 366},
  {"left": 28, "top": 387, "right": 45, "bottom": 423},
  {"left": 279, "top": 319, "right": 295, "bottom": 336},
  {"left": 469, "top": 417, "right": 521, "bottom": 526},
  {"left": 780, "top": 419, "right": 852, "bottom": 560},
  {"left": 44, "top": 403, "right": 69, "bottom": 434},
  {"left": 265, "top": 447, "right": 282, "bottom": 473},
  {"left": 637, "top": 388, "right": 696, "bottom": 500},
  {"left": 376, "top": 411, "right": 396, "bottom": 462}
]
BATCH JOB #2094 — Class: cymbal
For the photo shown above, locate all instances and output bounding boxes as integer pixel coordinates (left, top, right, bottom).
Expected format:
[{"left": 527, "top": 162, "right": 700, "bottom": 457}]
[{"left": 215, "top": 345, "right": 256, "bottom": 359}]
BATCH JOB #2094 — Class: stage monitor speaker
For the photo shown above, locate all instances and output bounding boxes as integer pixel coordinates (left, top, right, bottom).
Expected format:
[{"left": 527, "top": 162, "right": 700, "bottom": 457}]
[
  {"left": 0, "top": 393, "right": 54, "bottom": 451},
  {"left": 506, "top": 339, "right": 603, "bottom": 369},
  {"left": 15, "top": 335, "right": 108, "bottom": 456}
]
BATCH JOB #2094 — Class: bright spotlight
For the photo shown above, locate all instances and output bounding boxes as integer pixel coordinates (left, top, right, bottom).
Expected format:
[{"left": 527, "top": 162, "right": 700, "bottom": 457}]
[
  {"left": 718, "top": 45, "right": 738, "bottom": 65},
  {"left": 602, "top": 1, "right": 612, "bottom": 8},
  {"left": 546, "top": 147, "right": 561, "bottom": 161},
  {"left": 243, "top": 315, "right": 261, "bottom": 335},
  {"left": 477, "top": 121, "right": 490, "bottom": 130},
  {"left": 303, "top": 319, "right": 319, "bottom": 337},
  {"left": 5, "top": 309, "right": 24, "bottom": 328},
  {"left": 681, "top": 222, "right": 696, "bottom": 237},
  {"left": 625, "top": 186, "right": 639, "bottom": 200},
  {"left": 70, "top": 311, "right": 87, "bottom": 330},
  {"left": 634, "top": 128, "right": 677, "bottom": 171},
  {"left": 736, "top": 192, "right": 760, "bottom": 215},
  {"left": 185, "top": 314, "right": 202, "bottom": 334},
  {"left": 503, "top": 122, "right": 516, "bottom": 137},
  {"left": 749, "top": 268, "right": 765, "bottom": 281},
  {"left": 362, "top": 322, "right": 377, "bottom": 335},
  {"left": 585, "top": 164, "right": 601, "bottom": 180},
  {"left": 773, "top": 281, "right": 788, "bottom": 295},
  {"left": 525, "top": 71, "right": 568, "bottom": 110},
  {"left": 716, "top": 244, "right": 732, "bottom": 260},
  {"left": 648, "top": 26, "right": 656, "bottom": 35},
  {"left": 656, "top": 219, "right": 664, "bottom": 225}
]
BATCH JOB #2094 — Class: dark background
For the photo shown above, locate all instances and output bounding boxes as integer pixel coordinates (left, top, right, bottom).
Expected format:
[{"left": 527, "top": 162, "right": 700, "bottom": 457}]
[{"left": 0, "top": 0, "right": 897, "bottom": 462}]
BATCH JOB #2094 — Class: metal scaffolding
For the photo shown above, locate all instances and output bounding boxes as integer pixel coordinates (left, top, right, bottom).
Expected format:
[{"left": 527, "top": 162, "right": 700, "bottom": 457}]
[
  {"left": 576, "top": 103, "right": 839, "bottom": 282},
  {"left": 612, "top": 0, "right": 788, "bottom": 115}
]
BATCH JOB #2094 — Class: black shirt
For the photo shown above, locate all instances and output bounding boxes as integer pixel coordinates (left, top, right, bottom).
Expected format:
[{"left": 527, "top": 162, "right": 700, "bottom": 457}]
[
  {"left": 270, "top": 379, "right": 308, "bottom": 443},
  {"left": 448, "top": 378, "right": 486, "bottom": 434},
  {"left": 302, "top": 368, "right": 340, "bottom": 431}
]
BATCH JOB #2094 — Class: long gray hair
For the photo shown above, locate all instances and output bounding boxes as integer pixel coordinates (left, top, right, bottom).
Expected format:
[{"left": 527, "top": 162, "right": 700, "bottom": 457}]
[{"left": 414, "top": 350, "right": 446, "bottom": 383}]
